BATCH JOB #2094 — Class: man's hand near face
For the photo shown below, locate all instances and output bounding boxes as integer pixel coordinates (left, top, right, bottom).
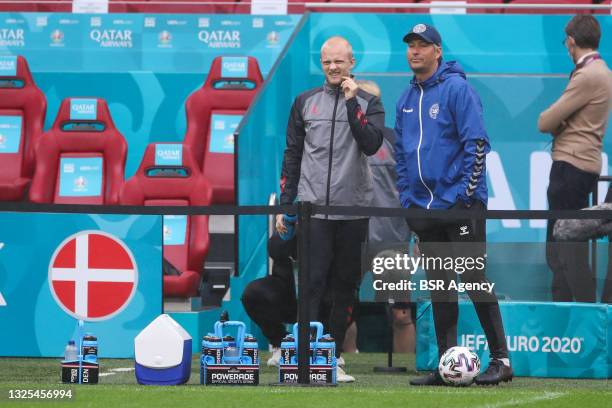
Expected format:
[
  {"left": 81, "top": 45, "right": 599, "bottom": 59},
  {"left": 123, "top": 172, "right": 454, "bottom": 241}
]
[{"left": 341, "top": 76, "right": 359, "bottom": 100}]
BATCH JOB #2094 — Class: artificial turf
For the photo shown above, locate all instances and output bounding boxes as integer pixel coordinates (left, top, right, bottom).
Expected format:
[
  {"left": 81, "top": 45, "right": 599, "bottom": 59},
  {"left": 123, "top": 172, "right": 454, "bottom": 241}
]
[{"left": 0, "top": 352, "right": 609, "bottom": 407}]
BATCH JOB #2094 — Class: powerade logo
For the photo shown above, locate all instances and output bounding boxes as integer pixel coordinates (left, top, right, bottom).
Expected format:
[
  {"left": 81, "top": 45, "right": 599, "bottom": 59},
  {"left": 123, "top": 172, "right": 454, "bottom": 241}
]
[
  {"left": 221, "top": 57, "right": 247, "bottom": 78},
  {"left": 0, "top": 56, "right": 17, "bottom": 76},
  {"left": 211, "top": 373, "right": 255, "bottom": 381},
  {"left": 155, "top": 144, "right": 182, "bottom": 166},
  {"left": 282, "top": 372, "right": 329, "bottom": 382},
  {"left": 0, "top": 29, "right": 24, "bottom": 47},
  {"left": 70, "top": 99, "right": 97, "bottom": 120},
  {"left": 198, "top": 30, "right": 240, "bottom": 49},
  {"left": 90, "top": 29, "right": 133, "bottom": 48}
]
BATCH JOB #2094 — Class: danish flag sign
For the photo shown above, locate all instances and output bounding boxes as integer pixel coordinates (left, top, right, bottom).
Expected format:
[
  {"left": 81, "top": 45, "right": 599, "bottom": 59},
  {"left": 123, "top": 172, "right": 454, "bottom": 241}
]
[{"left": 48, "top": 231, "right": 138, "bottom": 321}]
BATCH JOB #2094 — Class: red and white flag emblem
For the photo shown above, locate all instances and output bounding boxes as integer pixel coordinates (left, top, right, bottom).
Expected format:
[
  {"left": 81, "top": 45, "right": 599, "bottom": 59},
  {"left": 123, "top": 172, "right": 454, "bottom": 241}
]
[{"left": 48, "top": 231, "right": 138, "bottom": 321}]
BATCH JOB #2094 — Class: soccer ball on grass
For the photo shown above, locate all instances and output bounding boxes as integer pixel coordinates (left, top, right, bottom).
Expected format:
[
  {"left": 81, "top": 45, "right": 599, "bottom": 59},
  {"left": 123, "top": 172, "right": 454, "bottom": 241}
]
[{"left": 438, "top": 346, "right": 481, "bottom": 386}]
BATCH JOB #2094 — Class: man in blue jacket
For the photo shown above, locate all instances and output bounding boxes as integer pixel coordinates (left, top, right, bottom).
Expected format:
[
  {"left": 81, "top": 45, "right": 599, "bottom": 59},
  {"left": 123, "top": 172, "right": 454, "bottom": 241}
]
[{"left": 395, "top": 24, "right": 512, "bottom": 386}]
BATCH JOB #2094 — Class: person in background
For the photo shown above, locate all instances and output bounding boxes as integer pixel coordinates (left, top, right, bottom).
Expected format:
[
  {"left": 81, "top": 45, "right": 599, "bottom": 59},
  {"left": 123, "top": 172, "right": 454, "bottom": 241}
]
[
  {"left": 357, "top": 79, "right": 415, "bottom": 353},
  {"left": 241, "top": 232, "right": 297, "bottom": 367},
  {"left": 538, "top": 14, "right": 612, "bottom": 303}
]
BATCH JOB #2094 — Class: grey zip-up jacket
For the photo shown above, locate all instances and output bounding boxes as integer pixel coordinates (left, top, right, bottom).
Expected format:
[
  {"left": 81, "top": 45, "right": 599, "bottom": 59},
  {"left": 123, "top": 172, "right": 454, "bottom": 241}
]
[{"left": 280, "top": 81, "right": 385, "bottom": 219}]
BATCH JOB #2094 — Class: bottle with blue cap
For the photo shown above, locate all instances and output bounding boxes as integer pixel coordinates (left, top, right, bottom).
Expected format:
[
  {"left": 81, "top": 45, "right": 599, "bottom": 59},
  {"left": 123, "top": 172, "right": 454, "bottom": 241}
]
[
  {"left": 279, "top": 214, "right": 297, "bottom": 241},
  {"left": 242, "top": 334, "right": 259, "bottom": 365},
  {"left": 202, "top": 334, "right": 223, "bottom": 365},
  {"left": 64, "top": 340, "right": 77, "bottom": 362},
  {"left": 222, "top": 335, "right": 241, "bottom": 364},
  {"left": 280, "top": 333, "right": 296, "bottom": 365},
  {"left": 314, "top": 335, "right": 336, "bottom": 366}
]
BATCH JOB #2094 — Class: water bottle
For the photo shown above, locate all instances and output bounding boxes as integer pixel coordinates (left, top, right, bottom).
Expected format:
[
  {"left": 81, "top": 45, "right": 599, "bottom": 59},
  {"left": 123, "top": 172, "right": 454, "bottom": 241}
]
[
  {"left": 242, "top": 334, "right": 259, "bottom": 365},
  {"left": 202, "top": 334, "right": 223, "bottom": 365},
  {"left": 280, "top": 334, "right": 296, "bottom": 365},
  {"left": 222, "top": 335, "right": 241, "bottom": 364},
  {"left": 315, "top": 335, "right": 336, "bottom": 366},
  {"left": 64, "top": 340, "right": 77, "bottom": 362},
  {"left": 82, "top": 334, "right": 98, "bottom": 363},
  {"left": 279, "top": 214, "right": 297, "bottom": 241}
]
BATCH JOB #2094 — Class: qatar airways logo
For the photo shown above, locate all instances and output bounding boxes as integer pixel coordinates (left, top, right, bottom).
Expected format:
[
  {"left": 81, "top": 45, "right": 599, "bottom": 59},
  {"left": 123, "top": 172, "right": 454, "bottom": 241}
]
[
  {"left": 90, "top": 29, "right": 133, "bottom": 48},
  {"left": 198, "top": 30, "right": 240, "bottom": 49},
  {"left": 0, "top": 29, "right": 24, "bottom": 47}
]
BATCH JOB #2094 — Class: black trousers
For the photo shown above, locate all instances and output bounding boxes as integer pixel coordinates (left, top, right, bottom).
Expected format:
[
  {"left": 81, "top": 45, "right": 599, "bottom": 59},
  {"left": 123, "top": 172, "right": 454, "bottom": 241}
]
[
  {"left": 546, "top": 161, "right": 598, "bottom": 302},
  {"left": 408, "top": 201, "right": 508, "bottom": 360},
  {"left": 240, "top": 233, "right": 349, "bottom": 347},
  {"left": 308, "top": 218, "right": 368, "bottom": 356},
  {"left": 241, "top": 233, "right": 297, "bottom": 347}
]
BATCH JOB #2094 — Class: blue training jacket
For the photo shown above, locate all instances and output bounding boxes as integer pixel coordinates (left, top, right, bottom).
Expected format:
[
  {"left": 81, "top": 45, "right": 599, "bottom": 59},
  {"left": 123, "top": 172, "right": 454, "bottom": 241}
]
[{"left": 394, "top": 60, "right": 490, "bottom": 210}]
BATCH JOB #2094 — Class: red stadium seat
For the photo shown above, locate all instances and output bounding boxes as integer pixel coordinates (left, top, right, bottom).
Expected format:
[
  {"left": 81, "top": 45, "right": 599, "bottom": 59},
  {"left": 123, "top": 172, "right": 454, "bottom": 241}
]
[
  {"left": 16, "top": 0, "right": 129, "bottom": 13},
  {"left": 0, "top": 56, "right": 46, "bottom": 201},
  {"left": 119, "top": 143, "right": 212, "bottom": 298},
  {"left": 126, "top": 0, "right": 241, "bottom": 13},
  {"left": 506, "top": 0, "right": 593, "bottom": 14},
  {"left": 288, "top": 0, "right": 309, "bottom": 13},
  {"left": 0, "top": 2, "right": 38, "bottom": 12},
  {"left": 36, "top": 0, "right": 72, "bottom": 12},
  {"left": 467, "top": 0, "right": 505, "bottom": 14},
  {"left": 29, "top": 97, "right": 126, "bottom": 205},
  {"left": 317, "top": 0, "right": 416, "bottom": 13},
  {"left": 183, "top": 56, "right": 264, "bottom": 204}
]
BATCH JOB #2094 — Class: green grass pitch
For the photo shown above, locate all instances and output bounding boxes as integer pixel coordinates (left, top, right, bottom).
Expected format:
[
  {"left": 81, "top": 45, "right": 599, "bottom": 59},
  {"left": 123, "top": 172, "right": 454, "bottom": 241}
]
[{"left": 0, "top": 353, "right": 609, "bottom": 407}]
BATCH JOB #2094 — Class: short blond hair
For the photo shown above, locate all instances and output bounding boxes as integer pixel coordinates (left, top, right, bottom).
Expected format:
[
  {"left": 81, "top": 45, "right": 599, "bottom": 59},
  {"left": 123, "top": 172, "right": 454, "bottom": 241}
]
[{"left": 320, "top": 36, "right": 353, "bottom": 59}]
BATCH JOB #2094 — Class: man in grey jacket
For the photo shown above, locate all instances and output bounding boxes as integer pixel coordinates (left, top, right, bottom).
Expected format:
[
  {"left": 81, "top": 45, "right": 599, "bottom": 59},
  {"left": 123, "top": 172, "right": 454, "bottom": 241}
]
[{"left": 276, "top": 36, "right": 384, "bottom": 382}]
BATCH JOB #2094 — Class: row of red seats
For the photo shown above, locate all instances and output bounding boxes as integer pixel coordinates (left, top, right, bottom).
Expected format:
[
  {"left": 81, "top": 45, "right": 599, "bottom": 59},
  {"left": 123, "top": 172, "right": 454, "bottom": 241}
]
[
  {"left": 307, "top": 0, "right": 609, "bottom": 14},
  {"left": 0, "top": 0, "right": 240, "bottom": 13},
  {"left": 0, "top": 0, "right": 608, "bottom": 14},
  {"left": 0, "top": 55, "right": 263, "bottom": 204},
  {"left": 0, "top": 55, "right": 263, "bottom": 297}
]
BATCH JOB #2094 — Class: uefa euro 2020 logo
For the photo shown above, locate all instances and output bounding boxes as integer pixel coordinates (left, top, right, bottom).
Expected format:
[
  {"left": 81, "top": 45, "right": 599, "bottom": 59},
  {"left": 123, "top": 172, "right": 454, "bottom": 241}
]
[
  {"left": 267, "top": 31, "right": 279, "bottom": 46},
  {"left": 158, "top": 30, "right": 171, "bottom": 46},
  {"left": 50, "top": 29, "right": 64, "bottom": 45},
  {"left": 74, "top": 176, "right": 87, "bottom": 191}
]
